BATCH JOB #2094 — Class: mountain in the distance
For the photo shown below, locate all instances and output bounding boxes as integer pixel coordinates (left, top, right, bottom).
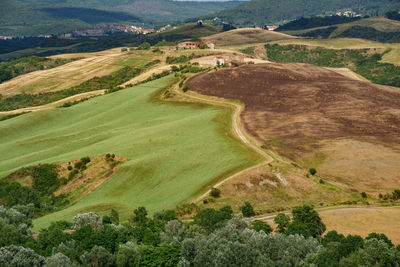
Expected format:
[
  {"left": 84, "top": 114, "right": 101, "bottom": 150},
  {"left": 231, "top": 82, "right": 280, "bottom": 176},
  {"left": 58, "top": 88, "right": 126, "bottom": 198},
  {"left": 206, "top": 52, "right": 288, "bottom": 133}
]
[{"left": 199, "top": 0, "right": 400, "bottom": 26}]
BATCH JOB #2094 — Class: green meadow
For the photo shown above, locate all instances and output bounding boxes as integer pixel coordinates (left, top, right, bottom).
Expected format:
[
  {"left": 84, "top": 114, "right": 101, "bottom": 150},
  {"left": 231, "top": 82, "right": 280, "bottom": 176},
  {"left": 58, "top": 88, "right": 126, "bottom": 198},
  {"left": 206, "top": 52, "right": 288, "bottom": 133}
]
[{"left": 0, "top": 76, "right": 259, "bottom": 230}]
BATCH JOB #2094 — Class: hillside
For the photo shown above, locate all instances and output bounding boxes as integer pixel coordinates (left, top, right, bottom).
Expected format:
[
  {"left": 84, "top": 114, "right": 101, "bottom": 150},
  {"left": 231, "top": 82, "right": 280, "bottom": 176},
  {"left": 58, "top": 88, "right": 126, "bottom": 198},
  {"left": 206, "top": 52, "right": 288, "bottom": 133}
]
[
  {"left": 187, "top": 63, "right": 400, "bottom": 195},
  {"left": 282, "top": 17, "right": 400, "bottom": 42},
  {"left": 157, "top": 23, "right": 222, "bottom": 40},
  {"left": 203, "top": 28, "right": 295, "bottom": 46},
  {"left": 2, "top": 0, "right": 241, "bottom": 36},
  {"left": 0, "top": 76, "right": 259, "bottom": 228},
  {"left": 200, "top": 0, "right": 400, "bottom": 26}
]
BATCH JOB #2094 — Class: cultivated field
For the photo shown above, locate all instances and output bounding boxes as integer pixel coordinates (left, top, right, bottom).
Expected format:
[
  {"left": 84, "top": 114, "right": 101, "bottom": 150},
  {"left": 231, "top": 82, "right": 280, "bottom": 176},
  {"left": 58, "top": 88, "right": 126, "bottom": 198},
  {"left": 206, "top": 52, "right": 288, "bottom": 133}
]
[
  {"left": 0, "top": 48, "right": 158, "bottom": 96},
  {"left": 0, "top": 76, "right": 259, "bottom": 230},
  {"left": 187, "top": 63, "right": 400, "bottom": 194}
]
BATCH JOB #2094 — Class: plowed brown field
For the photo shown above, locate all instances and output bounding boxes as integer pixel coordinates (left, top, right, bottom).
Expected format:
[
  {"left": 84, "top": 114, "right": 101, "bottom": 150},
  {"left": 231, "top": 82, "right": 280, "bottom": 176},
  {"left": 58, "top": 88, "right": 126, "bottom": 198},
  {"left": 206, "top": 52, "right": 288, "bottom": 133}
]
[{"left": 187, "top": 63, "right": 400, "bottom": 192}]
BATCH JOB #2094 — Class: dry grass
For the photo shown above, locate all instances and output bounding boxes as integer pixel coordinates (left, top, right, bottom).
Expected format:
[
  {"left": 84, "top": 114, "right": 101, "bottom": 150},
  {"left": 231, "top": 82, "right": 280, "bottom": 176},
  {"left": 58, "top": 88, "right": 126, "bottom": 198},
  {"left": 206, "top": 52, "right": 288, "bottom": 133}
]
[
  {"left": 55, "top": 155, "right": 126, "bottom": 203},
  {"left": 319, "top": 207, "right": 400, "bottom": 244},
  {"left": 0, "top": 48, "right": 157, "bottom": 96},
  {"left": 203, "top": 28, "right": 295, "bottom": 46}
]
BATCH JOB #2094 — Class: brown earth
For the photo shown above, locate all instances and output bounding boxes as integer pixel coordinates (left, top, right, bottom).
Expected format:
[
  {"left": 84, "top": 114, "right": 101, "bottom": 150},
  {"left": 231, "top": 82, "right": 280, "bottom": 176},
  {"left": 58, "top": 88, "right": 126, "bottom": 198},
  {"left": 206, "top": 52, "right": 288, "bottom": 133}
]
[{"left": 187, "top": 63, "right": 400, "bottom": 192}]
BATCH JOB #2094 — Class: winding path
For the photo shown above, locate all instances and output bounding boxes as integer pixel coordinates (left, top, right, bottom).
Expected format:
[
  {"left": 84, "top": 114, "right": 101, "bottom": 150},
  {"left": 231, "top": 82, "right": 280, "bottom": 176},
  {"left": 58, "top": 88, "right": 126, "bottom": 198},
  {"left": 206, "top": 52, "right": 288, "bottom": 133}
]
[{"left": 172, "top": 83, "right": 275, "bottom": 202}]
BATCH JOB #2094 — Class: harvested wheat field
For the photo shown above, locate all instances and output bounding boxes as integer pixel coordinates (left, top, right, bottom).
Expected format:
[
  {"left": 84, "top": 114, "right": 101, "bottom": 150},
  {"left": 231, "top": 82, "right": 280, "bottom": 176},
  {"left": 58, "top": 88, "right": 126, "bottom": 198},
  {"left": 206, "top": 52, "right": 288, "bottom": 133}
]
[
  {"left": 187, "top": 63, "right": 400, "bottom": 193},
  {"left": 203, "top": 28, "right": 295, "bottom": 46}
]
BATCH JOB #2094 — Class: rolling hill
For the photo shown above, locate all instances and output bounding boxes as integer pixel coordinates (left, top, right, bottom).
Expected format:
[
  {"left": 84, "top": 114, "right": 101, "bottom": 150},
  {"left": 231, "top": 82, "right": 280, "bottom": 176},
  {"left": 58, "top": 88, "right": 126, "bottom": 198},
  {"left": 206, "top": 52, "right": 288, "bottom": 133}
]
[
  {"left": 187, "top": 63, "right": 400, "bottom": 195},
  {"left": 199, "top": 0, "right": 400, "bottom": 26},
  {"left": 0, "top": 76, "right": 259, "bottom": 229}
]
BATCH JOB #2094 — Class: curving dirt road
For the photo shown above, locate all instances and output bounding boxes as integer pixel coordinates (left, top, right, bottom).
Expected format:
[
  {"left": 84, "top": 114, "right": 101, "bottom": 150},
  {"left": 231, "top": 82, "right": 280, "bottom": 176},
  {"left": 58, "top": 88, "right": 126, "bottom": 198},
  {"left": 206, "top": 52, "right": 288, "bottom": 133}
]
[{"left": 171, "top": 82, "right": 275, "bottom": 202}]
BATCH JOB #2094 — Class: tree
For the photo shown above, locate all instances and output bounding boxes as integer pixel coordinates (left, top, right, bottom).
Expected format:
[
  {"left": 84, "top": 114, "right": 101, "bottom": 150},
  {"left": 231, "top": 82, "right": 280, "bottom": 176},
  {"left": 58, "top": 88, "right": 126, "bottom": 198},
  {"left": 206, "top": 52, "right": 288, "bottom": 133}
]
[
  {"left": 240, "top": 202, "right": 255, "bottom": 217},
  {"left": 366, "top": 233, "right": 394, "bottom": 248},
  {"left": 139, "top": 42, "right": 151, "bottom": 50},
  {"left": 0, "top": 245, "right": 45, "bottom": 267},
  {"left": 361, "top": 192, "right": 367, "bottom": 198},
  {"left": 289, "top": 205, "right": 326, "bottom": 237},
  {"left": 160, "top": 220, "right": 185, "bottom": 244},
  {"left": 274, "top": 213, "right": 290, "bottom": 233},
  {"left": 45, "top": 252, "right": 77, "bottom": 267},
  {"left": 309, "top": 168, "right": 317, "bottom": 175},
  {"left": 131, "top": 207, "right": 148, "bottom": 226},
  {"left": 116, "top": 241, "right": 141, "bottom": 267},
  {"left": 110, "top": 209, "right": 119, "bottom": 225},
  {"left": 210, "top": 187, "right": 221, "bottom": 198},
  {"left": 251, "top": 220, "right": 273, "bottom": 234},
  {"left": 80, "top": 246, "right": 115, "bottom": 267},
  {"left": 72, "top": 212, "right": 103, "bottom": 231},
  {"left": 193, "top": 207, "right": 233, "bottom": 233}
]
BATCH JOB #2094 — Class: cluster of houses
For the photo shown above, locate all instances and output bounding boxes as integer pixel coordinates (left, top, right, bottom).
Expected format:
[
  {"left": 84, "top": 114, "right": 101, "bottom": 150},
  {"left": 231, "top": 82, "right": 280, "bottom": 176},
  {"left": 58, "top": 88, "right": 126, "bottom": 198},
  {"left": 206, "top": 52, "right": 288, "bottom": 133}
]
[
  {"left": 61, "top": 24, "right": 155, "bottom": 38},
  {"left": 336, "top": 11, "right": 362, "bottom": 17},
  {"left": 169, "top": 41, "right": 215, "bottom": 50},
  {"left": 0, "top": 36, "right": 14, "bottom": 40}
]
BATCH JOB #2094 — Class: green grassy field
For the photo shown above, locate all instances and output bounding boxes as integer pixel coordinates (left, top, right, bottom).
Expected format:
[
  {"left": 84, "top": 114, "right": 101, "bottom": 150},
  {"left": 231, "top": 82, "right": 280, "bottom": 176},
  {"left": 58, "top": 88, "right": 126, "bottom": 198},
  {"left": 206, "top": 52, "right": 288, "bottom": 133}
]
[{"left": 0, "top": 76, "right": 259, "bottom": 230}]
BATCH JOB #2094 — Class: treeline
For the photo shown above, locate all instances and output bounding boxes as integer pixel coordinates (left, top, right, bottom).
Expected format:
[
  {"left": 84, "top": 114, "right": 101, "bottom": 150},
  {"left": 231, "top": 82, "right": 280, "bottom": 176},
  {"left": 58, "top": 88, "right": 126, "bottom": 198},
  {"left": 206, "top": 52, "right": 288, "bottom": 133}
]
[
  {"left": 0, "top": 56, "right": 77, "bottom": 84},
  {"left": 265, "top": 44, "right": 400, "bottom": 87},
  {"left": 386, "top": 10, "right": 400, "bottom": 21},
  {"left": 1, "top": 203, "right": 399, "bottom": 266},
  {"left": 277, "top": 15, "right": 361, "bottom": 31},
  {"left": 0, "top": 59, "right": 159, "bottom": 111}
]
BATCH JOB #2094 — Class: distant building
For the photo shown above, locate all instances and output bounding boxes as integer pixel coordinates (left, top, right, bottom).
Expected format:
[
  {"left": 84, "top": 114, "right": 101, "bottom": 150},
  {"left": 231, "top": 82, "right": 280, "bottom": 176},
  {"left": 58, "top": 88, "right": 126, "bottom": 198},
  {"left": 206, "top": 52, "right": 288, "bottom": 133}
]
[
  {"left": 176, "top": 41, "right": 215, "bottom": 50},
  {"left": 0, "top": 36, "right": 13, "bottom": 40},
  {"left": 266, "top": 25, "right": 278, "bottom": 31},
  {"left": 213, "top": 55, "right": 244, "bottom": 67}
]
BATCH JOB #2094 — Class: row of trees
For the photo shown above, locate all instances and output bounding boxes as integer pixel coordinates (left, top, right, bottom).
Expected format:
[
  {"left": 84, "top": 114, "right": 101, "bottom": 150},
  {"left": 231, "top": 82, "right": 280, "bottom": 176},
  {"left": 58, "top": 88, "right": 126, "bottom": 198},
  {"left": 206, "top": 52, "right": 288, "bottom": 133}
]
[{"left": 1, "top": 202, "right": 399, "bottom": 266}]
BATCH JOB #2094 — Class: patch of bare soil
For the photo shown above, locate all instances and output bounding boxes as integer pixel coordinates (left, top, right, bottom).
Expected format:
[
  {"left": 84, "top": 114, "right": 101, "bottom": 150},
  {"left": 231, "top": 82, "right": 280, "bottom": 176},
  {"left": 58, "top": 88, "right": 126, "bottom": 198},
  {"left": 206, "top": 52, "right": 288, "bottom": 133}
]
[{"left": 187, "top": 63, "right": 400, "bottom": 191}]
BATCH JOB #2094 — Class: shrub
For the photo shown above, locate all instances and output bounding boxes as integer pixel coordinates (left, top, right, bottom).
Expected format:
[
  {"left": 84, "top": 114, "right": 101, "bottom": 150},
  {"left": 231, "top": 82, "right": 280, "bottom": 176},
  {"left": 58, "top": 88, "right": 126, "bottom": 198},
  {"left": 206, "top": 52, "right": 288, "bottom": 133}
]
[
  {"left": 361, "top": 192, "right": 367, "bottom": 198},
  {"left": 251, "top": 220, "right": 273, "bottom": 234},
  {"left": 182, "top": 85, "right": 189, "bottom": 92},
  {"left": 210, "top": 187, "right": 221, "bottom": 198},
  {"left": 67, "top": 165, "right": 72, "bottom": 171},
  {"left": 309, "top": 168, "right": 317, "bottom": 175},
  {"left": 240, "top": 202, "right": 255, "bottom": 217}
]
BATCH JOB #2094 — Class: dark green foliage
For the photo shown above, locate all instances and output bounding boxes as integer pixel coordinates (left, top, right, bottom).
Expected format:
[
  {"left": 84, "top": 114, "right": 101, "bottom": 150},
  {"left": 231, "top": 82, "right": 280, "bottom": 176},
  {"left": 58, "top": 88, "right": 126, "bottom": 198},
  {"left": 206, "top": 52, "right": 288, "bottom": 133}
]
[
  {"left": 288, "top": 205, "right": 326, "bottom": 237},
  {"left": 111, "top": 209, "right": 120, "bottom": 225},
  {"left": 240, "top": 201, "right": 255, "bottom": 217},
  {"left": 102, "top": 216, "right": 112, "bottom": 225},
  {"left": 202, "top": 0, "right": 400, "bottom": 27},
  {"left": 266, "top": 43, "right": 400, "bottom": 87},
  {"left": 131, "top": 207, "right": 148, "bottom": 226},
  {"left": 251, "top": 220, "right": 273, "bottom": 234},
  {"left": 222, "top": 23, "right": 236, "bottom": 32},
  {"left": 361, "top": 192, "right": 367, "bottom": 198},
  {"left": 0, "top": 112, "right": 30, "bottom": 121},
  {"left": 182, "top": 85, "right": 189, "bottom": 93},
  {"left": 166, "top": 55, "right": 192, "bottom": 64},
  {"left": 67, "top": 165, "right": 73, "bottom": 171},
  {"left": 138, "top": 42, "right": 151, "bottom": 50},
  {"left": 277, "top": 15, "right": 360, "bottom": 31},
  {"left": 0, "top": 181, "right": 39, "bottom": 207},
  {"left": 210, "top": 187, "right": 221, "bottom": 198},
  {"left": 140, "top": 243, "right": 181, "bottom": 267},
  {"left": 386, "top": 10, "right": 400, "bottom": 21},
  {"left": 193, "top": 206, "right": 233, "bottom": 233},
  {"left": 298, "top": 26, "right": 337, "bottom": 38},
  {"left": 274, "top": 213, "right": 291, "bottom": 233},
  {"left": 0, "top": 56, "right": 76, "bottom": 84},
  {"left": 339, "top": 26, "right": 400, "bottom": 43},
  {"left": 41, "top": 7, "right": 141, "bottom": 24},
  {"left": 309, "top": 168, "right": 317, "bottom": 176},
  {"left": 366, "top": 233, "right": 394, "bottom": 247}
]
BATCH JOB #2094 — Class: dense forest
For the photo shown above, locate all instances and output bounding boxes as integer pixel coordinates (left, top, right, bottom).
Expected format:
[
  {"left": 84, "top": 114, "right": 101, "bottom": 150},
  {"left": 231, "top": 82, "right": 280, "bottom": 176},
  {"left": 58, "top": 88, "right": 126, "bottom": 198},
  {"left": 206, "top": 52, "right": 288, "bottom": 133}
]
[
  {"left": 1, "top": 202, "right": 399, "bottom": 266},
  {"left": 199, "top": 0, "right": 400, "bottom": 26}
]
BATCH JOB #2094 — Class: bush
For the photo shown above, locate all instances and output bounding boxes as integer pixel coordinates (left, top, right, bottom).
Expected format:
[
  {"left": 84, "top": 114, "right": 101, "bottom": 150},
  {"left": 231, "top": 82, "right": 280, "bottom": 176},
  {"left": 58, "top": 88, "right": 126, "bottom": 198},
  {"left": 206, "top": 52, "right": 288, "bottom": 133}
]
[
  {"left": 309, "top": 168, "right": 317, "bottom": 176},
  {"left": 67, "top": 165, "right": 73, "bottom": 171},
  {"left": 182, "top": 85, "right": 189, "bottom": 92},
  {"left": 361, "top": 192, "right": 367, "bottom": 198},
  {"left": 251, "top": 220, "right": 273, "bottom": 234},
  {"left": 210, "top": 187, "right": 221, "bottom": 198},
  {"left": 240, "top": 202, "right": 255, "bottom": 217}
]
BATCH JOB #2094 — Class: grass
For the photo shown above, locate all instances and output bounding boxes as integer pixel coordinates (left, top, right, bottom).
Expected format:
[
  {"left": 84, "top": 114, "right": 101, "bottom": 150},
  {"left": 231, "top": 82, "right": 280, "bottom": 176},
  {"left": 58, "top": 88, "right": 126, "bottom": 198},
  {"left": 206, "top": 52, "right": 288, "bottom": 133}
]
[
  {"left": 0, "top": 75, "right": 259, "bottom": 230},
  {"left": 320, "top": 206, "right": 400, "bottom": 244},
  {"left": 0, "top": 48, "right": 157, "bottom": 97}
]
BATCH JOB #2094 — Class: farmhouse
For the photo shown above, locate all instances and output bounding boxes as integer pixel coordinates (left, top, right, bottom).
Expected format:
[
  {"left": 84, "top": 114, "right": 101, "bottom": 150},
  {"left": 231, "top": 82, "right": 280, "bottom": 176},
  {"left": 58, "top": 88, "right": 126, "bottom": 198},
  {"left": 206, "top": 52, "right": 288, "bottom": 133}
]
[
  {"left": 175, "top": 41, "right": 215, "bottom": 50},
  {"left": 213, "top": 55, "right": 245, "bottom": 66}
]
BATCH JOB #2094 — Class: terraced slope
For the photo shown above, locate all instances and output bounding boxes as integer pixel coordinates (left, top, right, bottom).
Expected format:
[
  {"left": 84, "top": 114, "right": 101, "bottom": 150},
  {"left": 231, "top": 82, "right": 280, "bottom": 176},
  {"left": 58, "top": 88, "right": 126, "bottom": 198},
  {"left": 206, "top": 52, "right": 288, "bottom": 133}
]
[{"left": 0, "top": 76, "right": 259, "bottom": 229}]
